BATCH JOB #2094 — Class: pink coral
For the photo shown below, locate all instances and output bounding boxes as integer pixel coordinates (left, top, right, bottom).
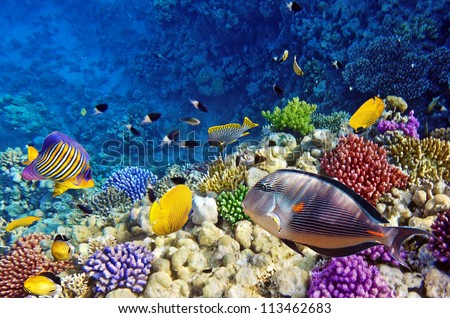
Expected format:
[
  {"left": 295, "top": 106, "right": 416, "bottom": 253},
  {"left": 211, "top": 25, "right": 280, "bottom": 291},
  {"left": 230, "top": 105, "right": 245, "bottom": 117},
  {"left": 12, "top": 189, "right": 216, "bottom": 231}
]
[
  {"left": 0, "top": 233, "right": 73, "bottom": 298},
  {"left": 321, "top": 134, "right": 407, "bottom": 205}
]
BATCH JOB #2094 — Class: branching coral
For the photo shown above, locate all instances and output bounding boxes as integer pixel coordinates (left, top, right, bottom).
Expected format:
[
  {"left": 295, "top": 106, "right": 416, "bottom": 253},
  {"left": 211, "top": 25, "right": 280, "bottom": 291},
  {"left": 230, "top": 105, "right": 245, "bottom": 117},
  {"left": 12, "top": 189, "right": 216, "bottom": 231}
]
[
  {"left": 377, "top": 110, "right": 420, "bottom": 138},
  {"left": 321, "top": 134, "right": 408, "bottom": 205},
  {"left": 83, "top": 242, "right": 154, "bottom": 296},
  {"left": 152, "top": 164, "right": 205, "bottom": 198},
  {"left": 216, "top": 184, "right": 250, "bottom": 225},
  {"left": 307, "top": 255, "right": 394, "bottom": 298},
  {"left": 262, "top": 97, "right": 316, "bottom": 136},
  {"left": 77, "top": 187, "right": 133, "bottom": 216},
  {"left": 388, "top": 135, "right": 450, "bottom": 185},
  {"left": 199, "top": 157, "right": 248, "bottom": 194},
  {"left": 311, "top": 111, "right": 350, "bottom": 134},
  {"left": 103, "top": 167, "right": 158, "bottom": 203},
  {"left": 427, "top": 210, "right": 450, "bottom": 264},
  {"left": 0, "top": 234, "right": 73, "bottom": 298},
  {"left": 0, "top": 147, "right": 23, "bottom": 169},
  {"left": 59, "top": 273, "right": 92, "bottom": 298},
  {"left": 430, "top": 127, "right": 450, "bottom": 142}
]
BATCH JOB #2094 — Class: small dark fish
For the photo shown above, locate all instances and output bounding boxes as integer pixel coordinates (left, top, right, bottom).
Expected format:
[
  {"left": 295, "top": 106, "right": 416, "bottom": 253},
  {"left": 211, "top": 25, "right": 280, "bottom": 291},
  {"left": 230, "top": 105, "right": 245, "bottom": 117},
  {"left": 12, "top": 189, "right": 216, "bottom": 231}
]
[
  {"left": 159, "top": 130, "right": 179, "bottom": 147},
  {"left": 177, "top": 140, "right": 200, "bottom": 148},
  {"left": 77, "top": 203, "right": 94, "bottom": 214},
  {"left": 141, "top": 113, "right": 161, "bottom": 124},
  {"left": 189, "top": 99, "right": 208, "bottom": 112},
  {"left": 254, "top": 153, "right": 266, "bottom": 165},
  {"left": 236, "top": 155, "right": 241, "bottom": 166},
  {"left": 273, "top": 84, "right": 284, "bottom": 96},
  {"left": 179, "top": 117, "right": 201, "bottom": 125},
  {"left": 268, "top": 140, "right": 276, "bottom": 147},
  {"left": 125, "top": 124, "right": 141, "bottom": 136},
  {"left": 286, "top": 1, "right": 302, "bottom": 12},
  {"left": 148, "top": 188, "right": 156, "bottom": 203},
  {"left": 92, "top": 103, "right": 108, "bottom": 115},
  {"left": 332, "top": 60, "right": 343, "bottom": 70},
  {"left": 171, "top": 177, "right": 186, "bottom": 185},
  {"left": 242, "top": 169, "right": 432, "bottom": 269}
]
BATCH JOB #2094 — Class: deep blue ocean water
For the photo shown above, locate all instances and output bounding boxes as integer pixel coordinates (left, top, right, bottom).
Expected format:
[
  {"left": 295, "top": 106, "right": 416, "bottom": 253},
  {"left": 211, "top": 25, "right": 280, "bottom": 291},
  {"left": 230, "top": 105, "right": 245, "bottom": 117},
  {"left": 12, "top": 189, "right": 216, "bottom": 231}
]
[{"left": 0, "top": 0, "right": 449, "bottom": 176}]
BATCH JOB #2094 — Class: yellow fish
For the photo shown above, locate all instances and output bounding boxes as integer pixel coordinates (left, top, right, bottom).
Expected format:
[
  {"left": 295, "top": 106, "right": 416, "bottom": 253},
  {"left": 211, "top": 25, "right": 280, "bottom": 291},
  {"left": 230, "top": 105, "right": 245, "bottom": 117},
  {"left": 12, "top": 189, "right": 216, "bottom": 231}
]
[
  {"left": 274, "top": 49, "right": 289, "bottom": 63},
  {"left": 149, "top": 185, "right": 192, "bottom": 235},
  {"left": 51, "top": 234, "right": 75, "bottom": 261},
  {"left": 23, "top": 272, "right": 62, "bottom": 297},
  {"left": 293, "top": 55, "right": 304, "bottom": 76},
  {"left": 208, "top": 117, "right": 259, "bottom": 147},
  {"left": 349, "top": 96, "right": 385, "bottom": 133},
  {"left": 80, "top": 108, "right": 87, "bottom": 116},
  {"left": 5, "top": 216, "right": 41, "bottom": 232}
]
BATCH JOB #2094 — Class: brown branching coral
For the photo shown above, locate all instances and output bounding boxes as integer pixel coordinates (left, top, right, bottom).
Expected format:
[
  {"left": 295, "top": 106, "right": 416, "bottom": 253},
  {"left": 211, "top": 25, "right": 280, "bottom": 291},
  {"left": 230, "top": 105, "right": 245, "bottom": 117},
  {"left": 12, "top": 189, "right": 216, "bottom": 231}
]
[
  {"left": 430, "top": 127, "right": 450, "bottom": 141},
  {"left": 0, "top": 234, "right": 73, "bottom": 298},
  {"left": 59, "top": 273, "right": 92, "bottom": 298},
  {"left": 388, "top": 135, "right": 450, "bottom": 185},
  {"left": 76, "top": 187, "right": 133, "bottom": 216},
  {"left": 199, "top": 157, "right": 248, "bottom": 194},
  {"left": 0, "top": 147, "right": 23, "bottom": 169}
]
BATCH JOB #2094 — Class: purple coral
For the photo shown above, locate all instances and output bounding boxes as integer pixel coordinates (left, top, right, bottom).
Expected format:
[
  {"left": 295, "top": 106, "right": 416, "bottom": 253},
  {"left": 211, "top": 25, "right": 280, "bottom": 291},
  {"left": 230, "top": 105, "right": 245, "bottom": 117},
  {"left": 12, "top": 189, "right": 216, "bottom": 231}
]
[
  {"left": 307, "top": 255, "right": 394, "bottom": 298},
  {"left": 103, "top": 167, "right": 158, "bottom": 203},
  {"left": 83, "top": 242, "right": 154, "bottom": 295},
  {"left": 428, "top": 210, "right": 450, "bottom": 263},
  {"left": 359, "top": 245, "right": 406, "bottom": 267},
  {"left": 377, "top": 110, "right": 420, "bottom": 138}
]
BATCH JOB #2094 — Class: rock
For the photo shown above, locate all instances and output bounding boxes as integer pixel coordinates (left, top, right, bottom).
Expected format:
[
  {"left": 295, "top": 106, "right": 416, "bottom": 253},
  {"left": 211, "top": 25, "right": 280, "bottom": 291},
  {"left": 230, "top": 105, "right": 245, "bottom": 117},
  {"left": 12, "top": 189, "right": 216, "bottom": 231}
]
[
  {"left": 176, "top": 238, "right": 199, "bottom": 251},
  {"left": 235, "top": 266, "right": 258, "bottom": 287},
  {"left": 152, "top": 258, "right": 171, "bottom": 273},
  {"left": 408, "top": 216, "right": 436, "bottom": 232},
  {"left": 188, "top": 252, "right": 207, "bottom": 272},
  {"left": 386, "top": 95, "right": 408, "bottom": 112},
  {"left": 412, "top": 190, "right": 427, "bottom": 206},
  {"left": 225, "top": 285, "right": 251, "bottom": 298},
  {"left": 72, "top": 225, "right": 92, "bottom": 244},
  {"left": 197, "top": 222, "right": 221, "bottom": 247},
  {"left": 425, "top": 268, "right": 450, "bottom": 297},
  {"left": 192, "top": 195, "right": 218, "bottom": 225},
  {"left": 203, "top": 277, "right": 225, "bottom": 297},
  {"left": 270, "top": 267, "right": 308, "bottom": 297},
  {"left": 106, "top": 288, "right": 137, "bottom": 298},
  {"left": 234, "top": 220, "right": 253, "bottom": 249},
  {"left": 145, "top": 272, "right": 172, "bottom": 296},
  {"left": 246, "top": 167, "right": 269, "bottom": 188},
  {"left": 265, "top": 156, "right": 287, "bottom": 173},
  {"left": 171, "top": 247, "right": 190, "bottom": 272},
  {"left": 424, "top": 194, "right": 450, "bottom": 216}
]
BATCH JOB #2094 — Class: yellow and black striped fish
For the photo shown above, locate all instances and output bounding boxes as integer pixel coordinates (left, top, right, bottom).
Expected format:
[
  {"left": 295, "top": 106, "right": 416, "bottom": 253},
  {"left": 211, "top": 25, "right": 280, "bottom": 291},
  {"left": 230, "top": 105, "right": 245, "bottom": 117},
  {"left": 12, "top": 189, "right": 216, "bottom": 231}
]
[
  {"left": 51, "top": 234, "right": 75, "bottom": 261},
  {"left": 22, "top": 131, "right": 94, "bottom": 197},
  {"left": 23, "top": 272, "right": 62, "bottom": 297},
  {"left": 243, "top": 169, "right": 432, "bottom": 269},
  {"left": 208, "top": 117, "right": 259, "bottom": 147},
  {"left": 349, "top": 96, "right": 385, "bottom": 133}
]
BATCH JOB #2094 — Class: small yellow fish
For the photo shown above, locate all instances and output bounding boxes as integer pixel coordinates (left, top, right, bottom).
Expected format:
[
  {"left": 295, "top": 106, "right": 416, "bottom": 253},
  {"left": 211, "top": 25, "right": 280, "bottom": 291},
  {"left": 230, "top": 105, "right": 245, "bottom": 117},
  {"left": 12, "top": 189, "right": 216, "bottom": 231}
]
[
  {"left": 293, "top": 55, "right": 304, "bottom": 76},
  {"left": 51, "top": 234, "right": 75, "bottom": 261},
  {"left": 274, "top": 49, "right": 289, "bottom": 63},
  {"left": 349, "top": 96, "right": 385, "bottom": 133},
  {"left": 23, "top": 272, "right": 62, "bottom": 297},
  {"left": 5, "top": 216, "right": 42, "bottom": 232},
  {"left": 80, "top": 108, "right": 87, "bottom": 116},
  {"left": 149, "top": 185, "right": 192, "bottom": 235},
  {"left": 208, "top": 117, "right": 259, "bottom": 146}
]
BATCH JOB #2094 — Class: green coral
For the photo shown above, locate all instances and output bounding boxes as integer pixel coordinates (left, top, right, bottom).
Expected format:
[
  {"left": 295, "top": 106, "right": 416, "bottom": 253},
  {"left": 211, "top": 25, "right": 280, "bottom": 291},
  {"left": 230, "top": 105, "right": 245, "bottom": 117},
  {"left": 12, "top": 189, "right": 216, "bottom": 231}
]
[
  {"left": 216, "top": 185, "right": 250, "bottom": 225},
  {"left": 388, "top": 134, "right": 450, "bottom": 185},
  {"left": 262, "top": 97, "right": 316, "bottom": 136},
  {"left": 311, "top": 111, "right": 350, "bottom": 134}
]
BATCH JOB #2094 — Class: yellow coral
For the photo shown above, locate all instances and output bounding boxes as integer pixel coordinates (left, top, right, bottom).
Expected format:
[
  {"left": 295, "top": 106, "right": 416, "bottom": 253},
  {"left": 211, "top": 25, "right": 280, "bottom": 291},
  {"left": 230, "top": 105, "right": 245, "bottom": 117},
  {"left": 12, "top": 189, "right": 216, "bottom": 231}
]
[
  {"left": 389, "top": 134, "right": 450, "bottom": 185},
  {"left": 199, "top": 157, "right": 248, "bottom": 194}
]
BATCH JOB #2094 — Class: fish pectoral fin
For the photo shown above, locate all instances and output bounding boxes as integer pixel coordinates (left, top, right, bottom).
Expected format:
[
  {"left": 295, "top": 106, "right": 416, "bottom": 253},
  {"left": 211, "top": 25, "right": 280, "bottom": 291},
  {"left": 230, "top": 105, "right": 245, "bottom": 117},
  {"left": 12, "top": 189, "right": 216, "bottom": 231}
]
[
  {"left": 53, "top": 182, "right": 70, "bottom": 197},
  {"left": 22, "top": 145, "right": 39, "bottom": 165},
  {"left": 240, "top": 132, "right": 250, "bottom": 137},
  {"left": 281, "top": 239, "right": 305, "bottom": 256}
]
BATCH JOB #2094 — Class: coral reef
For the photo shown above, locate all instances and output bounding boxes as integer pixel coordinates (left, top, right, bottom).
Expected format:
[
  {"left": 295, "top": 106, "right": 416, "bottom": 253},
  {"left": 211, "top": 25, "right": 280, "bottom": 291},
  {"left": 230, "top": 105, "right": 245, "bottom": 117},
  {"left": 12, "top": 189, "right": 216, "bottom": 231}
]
[
  {"left": 216, "top": 184, "right": 250, "bottom": 225},
  {"left": 103, "top": 167, "right": 158, "bottom": 203},
  {"left": 83, "top": 242, "right": 154, "bottom": 296},
  {"left": 76, "top": 187, "right": 133, "bottom": 217},
  {"left": 152, "top": 164, "right": 204, "bottom": 199},
  {"left": 385, "top": 95, "right": 408, "bottom": 113},
  {"left": 0, "top": 234, "right": 73, "bottom": 298},
  {"left": 307, "top": 255, "right": 394, "bottom": 298},
  {"left": 430, "top": 127, "right": 450, "bottom": 141},
  {"left": 321, "top": 134, "right": 408, "bottom": 205},
  {"left": 388, "top": 135, "right": 450, "bottom": 185},
  {"left": 59, "top": 273, "right": 92, "bottom": 298},
  {"left": 199, "top": 157, "right": 248, "bottom": 194},
  {"left": 262, "top": 97, "right": 316, "bottom": 136},
  {"left": 359, "top": 245, "right": 405, "bottom": 267},
  {"left": 427, "top": 210, "right": 450, "bottom": 264},
  {"left": 311, "top": 111, "right": 350, "bottom": 134},
  {"left": 377, "top": 110, "right": 420, "bottom": 138}
]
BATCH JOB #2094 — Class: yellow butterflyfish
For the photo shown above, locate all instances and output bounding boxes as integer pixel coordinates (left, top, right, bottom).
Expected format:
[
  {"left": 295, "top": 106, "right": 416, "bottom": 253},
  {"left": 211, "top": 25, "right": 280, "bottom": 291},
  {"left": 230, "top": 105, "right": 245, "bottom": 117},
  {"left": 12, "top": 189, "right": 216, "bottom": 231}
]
[
  {"left": 349, "top": 96, "right": 385, "bottom": 133},
  {"left": 23, "top": 272, "right": 62, "bottom": 297},
  {"left": 51, "top": 234, "right": 75, "bottom": 261}
]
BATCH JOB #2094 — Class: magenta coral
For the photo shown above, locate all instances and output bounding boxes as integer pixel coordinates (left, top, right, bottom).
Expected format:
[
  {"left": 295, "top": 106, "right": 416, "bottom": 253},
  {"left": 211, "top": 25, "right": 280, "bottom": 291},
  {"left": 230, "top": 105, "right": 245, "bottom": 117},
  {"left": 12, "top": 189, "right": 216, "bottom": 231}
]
[
  {"left": 377, "top": 110, "right": 420, "bottom": 139},
  {"left": 321, "top": 134, "right": 408, "bottom": 205},
  {"left": 428, "top": 210, "right": 450, "bottom": 263},
  {"left": 0, "top": 233, "right": 73, "bottom": 298}
]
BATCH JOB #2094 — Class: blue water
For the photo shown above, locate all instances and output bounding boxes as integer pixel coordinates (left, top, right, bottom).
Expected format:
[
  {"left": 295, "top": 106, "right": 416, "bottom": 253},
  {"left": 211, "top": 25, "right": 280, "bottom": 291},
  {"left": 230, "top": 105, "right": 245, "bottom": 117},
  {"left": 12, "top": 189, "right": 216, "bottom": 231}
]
[{"left": 0, "top": 0, "right": 449, "bottom": 176}]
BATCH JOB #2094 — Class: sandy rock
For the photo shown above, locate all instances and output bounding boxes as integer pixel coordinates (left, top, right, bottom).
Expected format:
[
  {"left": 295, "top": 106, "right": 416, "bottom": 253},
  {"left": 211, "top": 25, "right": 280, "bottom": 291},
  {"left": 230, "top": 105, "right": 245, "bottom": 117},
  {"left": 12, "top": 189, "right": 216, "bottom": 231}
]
[
  {"left": 152, "top": 258, "right": 171, "bottom": 273},
  {"left": 197, "top": 222, "right": 221, "bottom": 247},
  {"left": 408, "top": 216, "right": 436, "bottom": 232},
  {"left": 106, "top": 288, "right": 137, "bottom": 298},
  {"left": 176, "top": 238, "right": 199, "bottom": 251},
  {"left": 203, "top": 276, "right": 225, "bottom": 297},
  {"left": 192, "top": 195, "right": 218, "bottom": 225},
  {"left": 425, "top": 268, "right": 450, "bottom": 297},
  {"left": 188, "top": 252, "right": 207, "bottom": 272},
  {"left": 270, "top": 267, "right": 308, "bottom": 297},
  {"left": 234, "top": 220, "right": 253, "bottom": 249},
  {"left": 235, "top": 266, "right": 258, "bottom": 287},
  {"left": 224, "top": 285, "right": 251, "bottom": 298},
  {"left": 412, "top": 190, "right": 427, "bottom": 206},
  {"left": 246, "top": 167, "right": 269, "bottom": 188},
  {"left": 72, "top": 225, "right": 92, "bottom": 244},
  {"left": 171, "top": 247, "right": 190, "bottom": 272},
  {"left": 424, "top": 194, "right": 450, "bottom": 216}
]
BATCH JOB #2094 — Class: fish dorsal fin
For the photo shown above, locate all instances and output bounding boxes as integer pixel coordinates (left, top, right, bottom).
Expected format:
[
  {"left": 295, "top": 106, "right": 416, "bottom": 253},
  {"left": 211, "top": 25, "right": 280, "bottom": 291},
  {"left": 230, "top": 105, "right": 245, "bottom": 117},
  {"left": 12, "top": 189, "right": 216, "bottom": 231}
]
[
  {"left": 38, "top": 272, "right": 61, "bottom": 285},
  {"left": 54, "top": 234, "right": 69, "bottom": 241},
  {"left": 277, "top": 169, "right": 389, "bottom": 224},
  {"left": 149, "top": 201, "right": 166, "bottom": 235},
  {"left": 43, "top": 131, "right": 90, "bottom": 161},
  {"left": 242, "top": 117, "right": 259, "bottom": 129},
  {"left": 304, "top": 241, "right": 380, "bottom": 257},
  {"left": 22, "top": 145, "right": 39, "bottom": 165}
]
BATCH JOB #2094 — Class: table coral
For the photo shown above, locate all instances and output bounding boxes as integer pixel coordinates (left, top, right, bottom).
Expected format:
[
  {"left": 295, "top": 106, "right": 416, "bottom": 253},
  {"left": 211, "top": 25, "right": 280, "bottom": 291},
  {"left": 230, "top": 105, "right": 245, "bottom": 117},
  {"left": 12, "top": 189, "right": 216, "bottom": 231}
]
[
  {"left": 307, "top": 255, "right": 394, "bottom": 298},
  {"left": 83, "top": 242, "right": 154, "bottom": 296},
  {"left": 388, "top": 135, "right": 450, "bottom": 185},
  {"left": 216, "top": 184, "right": 250, "bottom": 225},
  {"left": 321, "top": 134, "right": 408, "bottom": 205},
  {"left": 262, "top": 97, "right": 316, "bottom": 136},
  {"left": 427, "top": 210, "right": 450, "bottom": 264},
  {"left": 0, "top": 233, "right": 73, "bottom": 298}
]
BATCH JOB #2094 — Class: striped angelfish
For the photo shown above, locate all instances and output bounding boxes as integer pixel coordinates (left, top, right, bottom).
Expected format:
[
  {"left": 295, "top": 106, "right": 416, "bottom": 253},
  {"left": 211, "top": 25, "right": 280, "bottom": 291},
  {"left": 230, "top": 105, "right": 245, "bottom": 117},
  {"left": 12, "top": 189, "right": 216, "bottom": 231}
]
[{"left": 22, "top": 131, "right": 94, "bottom": 196}]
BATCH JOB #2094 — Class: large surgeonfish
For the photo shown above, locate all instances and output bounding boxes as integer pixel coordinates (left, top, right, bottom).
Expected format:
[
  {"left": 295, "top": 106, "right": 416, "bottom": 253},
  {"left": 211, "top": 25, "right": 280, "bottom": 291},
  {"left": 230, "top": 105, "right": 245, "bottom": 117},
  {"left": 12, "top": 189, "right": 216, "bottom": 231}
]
[{"left": 242, "top": 169, "right": 432, "bottom": 269}]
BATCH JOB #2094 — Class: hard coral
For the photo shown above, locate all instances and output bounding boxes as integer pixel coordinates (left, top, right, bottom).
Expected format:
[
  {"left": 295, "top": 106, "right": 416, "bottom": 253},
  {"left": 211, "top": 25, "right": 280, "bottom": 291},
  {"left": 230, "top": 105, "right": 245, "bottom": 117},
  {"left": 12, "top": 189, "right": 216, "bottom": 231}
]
[
  {"left": 307, "top": 255, "right": 394, "bottom": 298},
  {"left": 216, "top": 184, "right": 250, "bottom": 225},
  {"left": 0, "top": 234, "right": 73, "bottom": 298},
  {"left": 377, "top": 110, "right": 420, "bottom": 138},
  {"left": 199, "top": 157, "right": 248, "bottom": 194},
  {"left": 427, "top": 210, "right": 450, "bottom": 264},
  {"left": 311, "top": 111, "right": 350, "bottom": 134},
  {"left": 262, "top": 97, "right": 316, "bottom": 136},
  {"left": 83, "top": 242, "right": 154, "bottom": 296},
  {"left": 359, "top": 245, "right": 406, "bottom": 267},
  {"left": 321, "top": 134, "right": 408, "bottom": 205},
  {"left": 103, "top": 167, "right": 158, "bottom": 203},
  {"left": 388, "top": 135, "right": 450, "bottom": 185},
  {"left": 77, "top": 187, "right": 132, "bottom": 216}
]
